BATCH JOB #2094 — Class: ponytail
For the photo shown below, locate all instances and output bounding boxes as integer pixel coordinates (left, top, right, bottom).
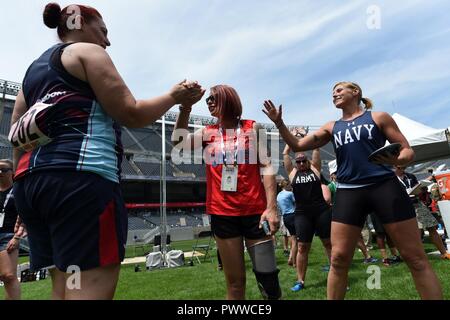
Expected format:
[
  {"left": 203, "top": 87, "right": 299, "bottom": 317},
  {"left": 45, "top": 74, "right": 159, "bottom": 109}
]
[{"left": 361, "top": 97, "right": 373, "bottom": 110}]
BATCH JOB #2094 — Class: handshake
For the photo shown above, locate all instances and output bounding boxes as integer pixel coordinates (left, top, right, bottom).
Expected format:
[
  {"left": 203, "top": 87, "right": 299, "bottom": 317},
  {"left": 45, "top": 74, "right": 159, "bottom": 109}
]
[{"left": 170, "top": 79, "right": 206, "bottom": 108}]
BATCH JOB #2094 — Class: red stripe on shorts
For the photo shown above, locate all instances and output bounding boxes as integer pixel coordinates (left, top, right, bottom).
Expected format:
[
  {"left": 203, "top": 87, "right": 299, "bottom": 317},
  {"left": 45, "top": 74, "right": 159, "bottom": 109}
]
[
  {"left": 99, "top": 200, "right": 119, "bottom": 266},
  {"left": 14, "top": 151, "right": 32, "bottom": 180}
]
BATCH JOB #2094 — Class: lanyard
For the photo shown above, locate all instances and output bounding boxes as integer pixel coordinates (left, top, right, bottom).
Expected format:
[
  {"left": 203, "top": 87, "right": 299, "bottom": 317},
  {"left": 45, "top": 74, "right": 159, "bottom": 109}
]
[
  {"left": 218, "top": 123, "right": 241, "bottom": 165},
  {"left": 1, "top": 189, "right": 13, "bottom": 213}
]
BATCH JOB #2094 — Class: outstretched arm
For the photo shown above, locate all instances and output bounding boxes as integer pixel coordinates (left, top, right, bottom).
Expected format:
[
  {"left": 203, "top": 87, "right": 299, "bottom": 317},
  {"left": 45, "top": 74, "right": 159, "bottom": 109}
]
[
  {"left": 171, "top": 104, "right": 203, "bottom": 151},
  {"left": 282, "top": 144, "right": 295, "bottom": 177},
  {"left": 255, "top": 123, "right": 280, "bottom": 235},
  {"left": 311, "top": 148, "right": 321, "bottom": 174},
  {"left": 262, "top": 100, "right": 333, "bottom": 151}
]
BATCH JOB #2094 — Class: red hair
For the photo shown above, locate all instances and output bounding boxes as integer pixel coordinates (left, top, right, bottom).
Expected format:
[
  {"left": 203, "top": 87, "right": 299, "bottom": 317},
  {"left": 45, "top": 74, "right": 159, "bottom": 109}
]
[
  {"left": 43, "top": 3, "right": 102, "bottom": 40},
  {"left": 210, "top": 85, "right": 242, "bottom": 123}
]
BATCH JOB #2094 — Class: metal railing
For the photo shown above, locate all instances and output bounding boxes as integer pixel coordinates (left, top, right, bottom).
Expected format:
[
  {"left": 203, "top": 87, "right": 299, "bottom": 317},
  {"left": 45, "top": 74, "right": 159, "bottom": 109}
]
[{"left": 0, "top": 79, "right": 21, "bottom": 97}]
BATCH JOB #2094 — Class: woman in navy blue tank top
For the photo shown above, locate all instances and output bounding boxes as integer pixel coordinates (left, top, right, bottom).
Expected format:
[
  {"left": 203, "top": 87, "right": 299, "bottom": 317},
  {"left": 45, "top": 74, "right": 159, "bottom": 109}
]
[
  {"left": 263, "top": 81, "right": 442, "bottom": 300},
  {"left": 10, "top": 3, "right": 204, "bottom": 300}
]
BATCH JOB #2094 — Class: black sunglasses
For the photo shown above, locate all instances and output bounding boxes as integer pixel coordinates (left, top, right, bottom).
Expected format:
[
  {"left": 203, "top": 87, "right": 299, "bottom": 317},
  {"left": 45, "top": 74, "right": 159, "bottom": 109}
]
[
  {"left": 296, "top": 160, "right": 308, "bottom": 164},
  {"left": 206, "top": 95, "right": 215, "bottom": 104},
  {"left": 0, "top": 168, "right": 12, "bottom": 173}
]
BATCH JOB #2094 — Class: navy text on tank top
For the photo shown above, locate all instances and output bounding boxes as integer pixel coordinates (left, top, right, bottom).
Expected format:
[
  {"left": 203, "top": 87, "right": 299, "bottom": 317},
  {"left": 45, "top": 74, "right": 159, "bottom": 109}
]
[
  {"left": 292, "top": 169, "right": 329, "bottom": 214},
  {"left": 331, "top": 111, "right": 394, "bottom": 185},
  {"left": 17, "top": 43, "right": 123, "bottom": 183}
]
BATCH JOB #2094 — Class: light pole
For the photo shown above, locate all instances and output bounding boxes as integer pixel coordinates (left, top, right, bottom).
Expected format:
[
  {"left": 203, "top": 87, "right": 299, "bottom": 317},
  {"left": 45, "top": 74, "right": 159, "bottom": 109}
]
[{"left": 160, "top": 115, "right": 168, "bottom": 266}]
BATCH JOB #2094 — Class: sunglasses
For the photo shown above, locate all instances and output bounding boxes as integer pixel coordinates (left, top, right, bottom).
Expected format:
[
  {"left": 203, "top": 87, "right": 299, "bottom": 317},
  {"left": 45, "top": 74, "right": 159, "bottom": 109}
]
[
  {"left": 0, "top": 168, "right": 12, "bottom": 173},
  {"left": 206, "top": 95, "right": 215, "bottom": 104},
  {"left": 296, "top": 160, "right": 308, "bottom": 164}
]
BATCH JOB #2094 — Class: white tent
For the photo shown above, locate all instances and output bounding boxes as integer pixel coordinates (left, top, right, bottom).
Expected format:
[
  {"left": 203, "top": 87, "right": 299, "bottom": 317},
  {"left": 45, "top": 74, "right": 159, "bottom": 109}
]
[{"left": 392, "top": 113, "right": 450, "bottom": 164}]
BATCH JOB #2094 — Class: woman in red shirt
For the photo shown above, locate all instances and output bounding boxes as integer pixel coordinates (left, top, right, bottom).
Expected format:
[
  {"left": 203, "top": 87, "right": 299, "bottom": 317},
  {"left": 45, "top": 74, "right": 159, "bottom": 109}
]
[{"left": 173, "top": 84, "right": 281, "bottom": 300}]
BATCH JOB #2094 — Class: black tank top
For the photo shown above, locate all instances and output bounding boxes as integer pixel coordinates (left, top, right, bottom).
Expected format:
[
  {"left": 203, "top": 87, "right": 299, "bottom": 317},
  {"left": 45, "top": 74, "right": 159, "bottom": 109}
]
[{"left": 292, "top": 169, "right": 329, "bottom": 214}]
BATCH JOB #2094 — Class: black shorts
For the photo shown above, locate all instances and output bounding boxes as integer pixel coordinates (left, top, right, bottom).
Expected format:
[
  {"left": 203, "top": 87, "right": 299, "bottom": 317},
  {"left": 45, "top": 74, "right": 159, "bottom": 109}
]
[
  {"left": 210, "top": 214, "right": 267, "bottom": 239},
  {"left": 333, "top": 177, "right": 416, "bottom": 228},
  {"left": 369, "top": 213, "right": 386, "bottom": 235},
  {"left": 294, "top": 208, "right": 332, "bottom": 243},
  {"left": 282, "top": 214, "right": 296, "bottom": 236},
  {"left": 13, "top": 171, "right": 128, "bottom": 272}
]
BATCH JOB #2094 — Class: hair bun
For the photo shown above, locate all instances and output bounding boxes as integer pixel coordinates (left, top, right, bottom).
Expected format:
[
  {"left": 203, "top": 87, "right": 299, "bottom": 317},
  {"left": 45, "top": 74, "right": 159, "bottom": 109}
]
[{"left": 43, "top": 2, "right": 62, "bottom": 29}]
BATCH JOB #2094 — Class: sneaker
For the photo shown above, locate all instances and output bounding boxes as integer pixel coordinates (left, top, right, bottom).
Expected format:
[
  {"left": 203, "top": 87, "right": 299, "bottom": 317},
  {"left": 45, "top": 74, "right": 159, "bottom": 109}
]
[
  {"left": 382, "top": 258, "right": 391, "bottom": 266},
  {"left": 321, "top": 264, "right": 330, "bottom": 272},
  {"left": 283, "top": 250, "right": 290, "bottom": 256},
  {"left": 291, "top": 281, "right": 305, "bottom": 292},
  {"left": 389, "top": 255, "right": 403, "bottom": 264},
  {"left": 363, "top": 257, "right": 378, "bottom": 264}
]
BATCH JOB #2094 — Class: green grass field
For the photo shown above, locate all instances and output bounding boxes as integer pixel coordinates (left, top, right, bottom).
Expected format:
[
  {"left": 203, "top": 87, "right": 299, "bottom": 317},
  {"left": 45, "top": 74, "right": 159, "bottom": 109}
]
[{"left": 2, "top": 236, "right": 449, "bottom": 300}]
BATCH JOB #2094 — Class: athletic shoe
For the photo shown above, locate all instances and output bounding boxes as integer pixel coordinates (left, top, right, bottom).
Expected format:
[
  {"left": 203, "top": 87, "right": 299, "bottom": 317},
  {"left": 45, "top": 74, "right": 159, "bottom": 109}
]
[
  {"left": 283, "top": 250, "right": 290, "bottom": 256},
  {"left": 321, "top": 264, "right": 330, "bottom": 272},
  {"left": 291, "top": 281, "right": 305, "bottom": 292},
  {"left": 389, "top": 255, "right": 403, "bottom": 264},
  {"left": 363, "top": 257, "right": 378, "bottom": 264},
  {"left": 382, "top": 258, "right": 391, "bottom": 266}
]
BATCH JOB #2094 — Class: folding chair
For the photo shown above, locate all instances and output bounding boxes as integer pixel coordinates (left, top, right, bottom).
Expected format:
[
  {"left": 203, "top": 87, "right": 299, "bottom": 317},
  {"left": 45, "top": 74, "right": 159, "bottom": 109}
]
[{"left": 190, "top": 230, "right": 213, "bottom": 265}]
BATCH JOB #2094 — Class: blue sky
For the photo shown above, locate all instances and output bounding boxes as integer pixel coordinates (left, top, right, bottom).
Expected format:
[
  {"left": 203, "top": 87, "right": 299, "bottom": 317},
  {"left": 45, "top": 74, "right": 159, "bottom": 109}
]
[{"left": 1, "top": 0, "right": 449, "bottom": 129}]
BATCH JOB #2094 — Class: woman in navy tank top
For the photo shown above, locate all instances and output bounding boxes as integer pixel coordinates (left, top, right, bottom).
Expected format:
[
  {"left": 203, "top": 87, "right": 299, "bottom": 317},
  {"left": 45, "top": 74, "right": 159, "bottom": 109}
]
[
  {"left": 11, "top": 3, "right": 204, "bottom": 300},
  {"left": 263, "top": 81, "right": 442, "bottom": 300}
]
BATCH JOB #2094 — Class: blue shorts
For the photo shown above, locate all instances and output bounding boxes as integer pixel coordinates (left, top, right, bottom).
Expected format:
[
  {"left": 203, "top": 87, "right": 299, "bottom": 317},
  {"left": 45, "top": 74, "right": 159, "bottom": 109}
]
[
  {"left": 13, "top": 171, "right": 128, "bottom": 272},
  {"left": 0, "top": 233, "right": 15, "bottom": 252}
]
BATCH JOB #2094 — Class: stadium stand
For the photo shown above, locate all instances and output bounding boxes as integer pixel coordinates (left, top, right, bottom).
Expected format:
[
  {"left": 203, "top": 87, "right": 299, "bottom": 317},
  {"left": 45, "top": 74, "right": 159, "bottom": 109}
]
[{"left": 2, "top": 78, "right": 449, "bottom": 244}]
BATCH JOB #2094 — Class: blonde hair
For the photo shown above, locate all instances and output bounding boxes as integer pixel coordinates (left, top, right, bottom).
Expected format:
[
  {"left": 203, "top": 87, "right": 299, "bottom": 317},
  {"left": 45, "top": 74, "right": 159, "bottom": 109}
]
[{"left": 333, "top": 81, "right": 373, "bottom": 110}]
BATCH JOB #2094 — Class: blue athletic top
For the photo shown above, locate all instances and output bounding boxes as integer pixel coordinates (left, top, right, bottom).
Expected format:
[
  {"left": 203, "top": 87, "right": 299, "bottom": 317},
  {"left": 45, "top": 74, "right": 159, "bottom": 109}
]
[
  {"left": 16, "top": 43, "right": 122, "bottom": 183},
  {"left": 276, "top": 190, "right": 296, "bottom": 216},
  {"left": 331, "top": 111, "right": 394, "bottom": 185}
]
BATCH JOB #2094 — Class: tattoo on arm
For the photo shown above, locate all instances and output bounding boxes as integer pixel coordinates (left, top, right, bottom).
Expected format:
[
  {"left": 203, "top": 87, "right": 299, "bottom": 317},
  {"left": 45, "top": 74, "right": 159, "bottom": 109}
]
[{"left": 313, "top": 134, "right": 320, "bottom": 142}]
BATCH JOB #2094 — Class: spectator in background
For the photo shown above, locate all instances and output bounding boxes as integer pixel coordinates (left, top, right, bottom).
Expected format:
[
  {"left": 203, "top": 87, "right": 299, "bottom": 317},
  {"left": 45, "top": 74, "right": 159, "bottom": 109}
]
[
  {"left": 395, "top": 166, "right": 450, "bottom": 260},
  {"left": 277, "top": 179, "right": 297, "bottom": 267},
  {"left": 369, "top": 213, "right": 402, "bottom": 266},
  {"left": 282, "top": 133, "right": 332, "bottom": 292},
  {"left": 0, "top": 159, "right": 24, "bottom": 300},
  {"left": 429, "top": 183, "right": 448, "bottom": 240}
]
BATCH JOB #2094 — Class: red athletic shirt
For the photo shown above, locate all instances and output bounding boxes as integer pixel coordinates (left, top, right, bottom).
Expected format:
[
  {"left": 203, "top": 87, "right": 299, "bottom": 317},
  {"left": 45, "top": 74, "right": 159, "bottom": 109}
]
[{"left": 203, "top": 120, "right": 267, "bottom": 216}]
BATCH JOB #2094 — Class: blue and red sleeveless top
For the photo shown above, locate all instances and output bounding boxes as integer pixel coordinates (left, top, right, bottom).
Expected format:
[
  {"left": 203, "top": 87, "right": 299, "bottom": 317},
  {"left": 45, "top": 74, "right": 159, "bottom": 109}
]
[{"left": 16, "top": 43, "right": 122, "bottom": 183}]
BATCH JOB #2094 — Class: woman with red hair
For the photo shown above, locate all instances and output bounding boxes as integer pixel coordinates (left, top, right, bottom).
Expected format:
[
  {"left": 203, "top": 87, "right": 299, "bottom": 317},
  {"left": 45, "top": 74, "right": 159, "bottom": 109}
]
[
  {"left": 10, "top": 3, "right": 203, "bottom": 300},
  {"left": 173, "top": 85, "right": 281, "bottom": 300}
]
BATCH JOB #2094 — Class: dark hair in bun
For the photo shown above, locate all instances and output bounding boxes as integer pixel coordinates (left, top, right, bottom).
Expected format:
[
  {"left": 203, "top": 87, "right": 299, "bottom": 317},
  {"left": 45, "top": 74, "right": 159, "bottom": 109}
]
[
  {"left": 43, "top": 3, "right": 62, "bottom": 29},
  {"left": 42, "top": 3, "right": 102, "bottom": 40}
]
